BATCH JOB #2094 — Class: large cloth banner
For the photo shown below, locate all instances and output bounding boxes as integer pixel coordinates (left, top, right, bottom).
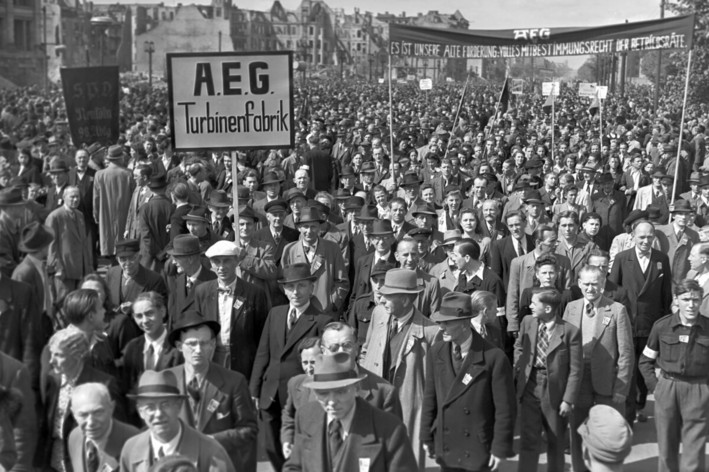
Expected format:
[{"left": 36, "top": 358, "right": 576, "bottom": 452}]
[
  {"left": 389, "top": 14, "right": 695, "bottom": 59},
  {"left": 167, "top": 51, "right": 294, "bottom": 151},
  {"left": 60, "top": 66, "right": 120, "bottom": 146}
]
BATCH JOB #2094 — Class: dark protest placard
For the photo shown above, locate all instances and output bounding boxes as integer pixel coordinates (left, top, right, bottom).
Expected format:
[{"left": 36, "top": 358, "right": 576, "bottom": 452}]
[
  {"left": 167, "top": 51, "right": 294, "bottom": 151},
  {"left": 60, "top": 66, "right": 120, "bottom": 146}
]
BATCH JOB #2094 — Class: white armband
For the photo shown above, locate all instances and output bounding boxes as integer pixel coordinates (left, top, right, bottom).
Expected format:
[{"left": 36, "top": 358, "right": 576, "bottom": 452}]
[{"left": 642, "top": 346, "right": 659, "bottom": 360}]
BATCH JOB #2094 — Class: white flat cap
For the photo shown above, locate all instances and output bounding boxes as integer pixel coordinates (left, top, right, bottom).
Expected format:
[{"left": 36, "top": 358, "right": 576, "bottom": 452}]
[{"left": 204, "top": 240, "right": 239, "bottom": 258}]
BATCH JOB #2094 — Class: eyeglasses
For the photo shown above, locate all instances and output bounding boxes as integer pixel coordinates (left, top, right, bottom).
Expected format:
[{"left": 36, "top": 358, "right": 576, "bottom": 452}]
[{"left": 321, "top": 342, "right": 355, "bottom": 353}]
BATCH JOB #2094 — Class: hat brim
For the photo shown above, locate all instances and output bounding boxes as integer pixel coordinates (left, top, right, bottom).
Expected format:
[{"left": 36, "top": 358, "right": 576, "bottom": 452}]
[
  {"left": 106, "top": 154, "right": 126, "bottom": 161},
  {"left": 297, "top": 218, "right": 325, "bottom": 224},
  {"left": 18, "top": 233, "right": 54, "bottom": 253},
  {"left": 207, "top": 201, "right": 231, "bottom": 208},
  {"left": 126, "top": 391, "right": 188, "bottom": 400},
  {"left": 430, "top": 312, "right": 476, "bottom": 322},
  {"left": 369, "top": 231, "right": 393, "bottom": 237},
  {"left": 166, "top": 247, "right": 202, "bottom": 256},
  {"left": 48, "top": 169, "right": 69, "bottom": 174},
  {"left": 379, "top": 285, "right": 424, "bottom": 295},
  {"left": 523, "top": 199, "right": 544, "bottom": 205},
  {"left": 278, "top": 274, "right": 317, "bottom": 284},
  {"left": 261, "top": 179, "right": 283, "bottom": 186},
  {"left": 168, "top": 319, "right": 221, "bottom": 346},
  {"left": 303, "top": 373, "right": 365, "bottom": 390},
  {"left": 183, "top": 216, "right": 210, "bottom": 224},
  {"left": 670, "top": 208, "right": 693, "bottom": 213}
]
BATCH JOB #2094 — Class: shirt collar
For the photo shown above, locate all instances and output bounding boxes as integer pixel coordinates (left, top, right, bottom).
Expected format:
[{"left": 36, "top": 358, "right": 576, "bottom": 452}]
[
  {"left": 635, "top": 247, "right": 650, "bottom": 260},
  {"left": 583, "top": 297, "right": 601, "bottom": 312},
  {"left": 466, "top": 263, "right": 485, "bottom": 281},
  {"left": 290, "top": 302, "right": 310, "bottom": 317},
  {"left": 86, "top": 420, "right": 114, "bottom": 452},
  {"left": 144, "top": 328, "right": 167, "bottom": 353},
  {"left": 328, "top": 400, "right": 357, "bottom": 438},
  {"left": 150, "top": 422, "right": 183, "bottom": 458},
  {"left": 394, "top": 308, "right": 415, "bottom": 331},
  {"left": 456, "top": 330, "right": 474, "bottom": 357},
  {"left": 218, "top": 278, "right": 237, "bottom": 293}
]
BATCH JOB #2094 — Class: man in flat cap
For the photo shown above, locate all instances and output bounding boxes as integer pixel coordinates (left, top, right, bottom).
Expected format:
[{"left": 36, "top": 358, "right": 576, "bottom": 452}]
[
  {"left": 284, "top": 352, "right": 417, "bottom": 472},
  {"left": 578, "top": 404, "right": 633, "bottom": 472},
  {"left": 193, "top": 240, "right": 268, "bottom": 380},
  {"left": 120, "top": 370, "right": 235, "bottom": 472}
]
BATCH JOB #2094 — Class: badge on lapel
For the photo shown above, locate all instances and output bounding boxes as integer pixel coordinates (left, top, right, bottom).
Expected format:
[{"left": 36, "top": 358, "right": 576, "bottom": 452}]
[
  {"left": 679, "top": 335, "right": 689, "bottom": 343},
  {"left": 233, "top": 297, "right": 244, "bottom": 310},
  {"left": 0, "top": 300, "right": 9, "bottom": 314},
  {"left": 359, "top": 458, "right": 371, "bottom": 472},
  {"left": 207, "top": 399, "right": 220, "bottom": 413},
  {"left": 656, "top": 262, "right": 663, "bottom": 272},
  {"left": 311, "top": 255, "right": 323, "bottom": 273},
  {"left": 462, "top": 373, "right": 473, "bottom": 385},
  {"left": 602, "top": 316, "right": 611, "bottom": 326}
]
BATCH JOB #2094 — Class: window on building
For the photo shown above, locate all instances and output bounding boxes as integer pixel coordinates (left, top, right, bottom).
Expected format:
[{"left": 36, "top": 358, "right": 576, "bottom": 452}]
[
  {"left": 169, "top": 11, "right": 174, "bottom": 20},
  {"left": 308, "top": 25, "right": 314, "bottom": 36},
  {"left": 161, "top": 11, "right": 166, "bottom": 20},
  {"left": 356, "top": 30, "right": 361, "bottom": 38},
  {"left": 216, "top": 7, "right": 221, "bottom": 17},
  {"left": 13, "top": 19, "right": 31, "bottom": 50},
  {"left": 356, "top": 43, "right": 361, "bottom": 51}
]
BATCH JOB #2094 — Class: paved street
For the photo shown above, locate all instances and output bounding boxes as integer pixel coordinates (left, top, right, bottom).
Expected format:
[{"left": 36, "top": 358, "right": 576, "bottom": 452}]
[{"left": 256, "top": 394, "right": 708, "bottom": 471}]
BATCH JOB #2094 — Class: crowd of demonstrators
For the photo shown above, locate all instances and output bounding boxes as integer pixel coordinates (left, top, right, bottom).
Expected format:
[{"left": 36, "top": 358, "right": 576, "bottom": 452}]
[{"left": 0, "top": 73, "right": 709, "bottom": 472}]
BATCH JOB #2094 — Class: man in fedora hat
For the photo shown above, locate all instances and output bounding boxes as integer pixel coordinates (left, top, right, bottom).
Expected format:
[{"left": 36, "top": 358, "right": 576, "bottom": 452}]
[
  {"left": 138, "top": 174, "right": 174, "bottom": 273},
  {"left": 45, "top": 186, "right": 94, "bottom": 301},
  {"left": 347, "top": 260, "right": 397, "bottom": 345},
  {"left": 655, "top": 199, "right": 700, "bottom": 283},
  {"left": 249, "top": 263, "right": 331, "bottom": 471},
  {"left": 193, "top": 240, "right": 268, "bottom": 379},
  {"left": 430, "top": 230, "right": 464, "bottom": 295},
  {"left": 232, "top": 206, "right": 278, "bottom": 306},
  {"left": 45, "top": 158, "right": 70, "bottom": 212},
  {"left": 94, "top": 145, "right": 135, "bottom": 259},
  {"left": 205, "top": 190, "right": 234, "bottom": 241},
  {"left": 360, "top": 268, "right": 439, "bottom": 468},
  {"left": 282, "top": 188, "right": 307, "bottom": 230},
  {"left": 591, "top": 172, "right": 628, "bottom": 239},
  {"left": 284, "top": 352, "right": 417, "bottom": 472},
  {"left": 633, "top": 167, "right": 671, "bottom": 225},
  {"left": 182, "top": 207, "right": 220, "bottom": 252},
  {"left": 124, "top": 166, "right": 153, "bottom": 241},
  {"left": 166, "top": 311, "right": 257, "bottom": 472},
  {"left": 163, "top": 235, "right": 215, "bottom": 327},
  {"left": 282, "top": 207, "right": 349, "bottom": 315},
  {"left": 253, "top": 199, "right": 299, "bottom": 268},
  {"left": 336, "top": 165, "right": 362, "bottom": 198},
  {"left": 120, "top": 370, "right": 235, "bottom": 472},
  {"left": 253, "top": 171, "right": 284, "bottom": 217},
  {"left": 350, "top": 219, "right": 397, "bottom": 302},
  {"left": 421, "top": 291, "right": 516, "bottom": 472},
  {"left": 12, "top": 221, "right": 57, "bottom": 336}
]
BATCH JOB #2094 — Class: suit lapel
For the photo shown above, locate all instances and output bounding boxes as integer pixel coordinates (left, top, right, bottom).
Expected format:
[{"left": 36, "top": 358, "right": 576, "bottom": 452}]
[
  {"left": 335, "top": 400, "right": 379, "bottom": 472},
  {"left": 593, "top": 298, "right": 613, "bottom": 344},
  {"left": 547, "top": 320, "right": 563, "bottom": 354},
  {"left": 443, "top": 334, "right": 487, "bottom": 406},
  {"left": 199, "top": 365, "right": 225, "bottom": 430},
  {"left": 283, "top": 307, "right": 318, "bottom": 353}
]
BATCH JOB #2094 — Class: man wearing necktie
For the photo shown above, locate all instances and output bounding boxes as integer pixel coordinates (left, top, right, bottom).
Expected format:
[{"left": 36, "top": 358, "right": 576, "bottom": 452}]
[
  {"left": 67, "top": 383, "right": 139, "bottom": 472},
  {"left": 250, "top": 264, "right": 331, "bottom": 471},
  {"left": 166, "top": 311, "right": 258, "bottom": 472},
  {"left": 422, "top": 292, "right": 516, "bottom": 472},
  {"left": 120, "top": 370, "right": 235, "bottom": 472},
  {"left": 284, "top": 352, "right": 417, "bottom": 471},
  {"left": 514, "top": 288, "right": 582, "bottom": 472},
  {"left": 564, "top": 265, "right": 634, "bottom": 472}
]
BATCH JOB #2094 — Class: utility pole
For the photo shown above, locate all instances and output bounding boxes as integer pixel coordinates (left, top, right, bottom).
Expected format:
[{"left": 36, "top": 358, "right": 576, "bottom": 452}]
[{"left": 144, "top": 41, "right": 155, "bottom": 89}]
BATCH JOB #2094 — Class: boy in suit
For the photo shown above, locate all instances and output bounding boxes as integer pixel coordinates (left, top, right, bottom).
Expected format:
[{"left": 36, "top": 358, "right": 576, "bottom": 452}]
[{"left": 514, "top": 288, "right": 582, "bottom": 472}]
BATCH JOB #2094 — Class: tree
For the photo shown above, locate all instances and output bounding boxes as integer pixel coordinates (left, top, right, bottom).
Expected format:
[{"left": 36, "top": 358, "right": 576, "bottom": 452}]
[{"left": 577, "top": 56, "right": 597, "bottom": 82}]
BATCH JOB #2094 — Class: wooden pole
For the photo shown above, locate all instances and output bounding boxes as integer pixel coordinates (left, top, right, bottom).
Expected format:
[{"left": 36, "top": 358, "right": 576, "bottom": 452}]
[
  {"left": 671, "top": 49, "right": 693, "bottom": 204},
  {"left": 388, "top": 53, "right": 397, "bottom": 188},
  {"left": 231, "top": 151, "right": 240, "bottom": 245}
]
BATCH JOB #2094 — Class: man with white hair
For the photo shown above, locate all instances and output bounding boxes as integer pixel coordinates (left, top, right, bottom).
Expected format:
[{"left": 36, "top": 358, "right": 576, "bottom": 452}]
[
  {"left": 292, "top": 168, "right": 316, "bottom": 200},
  {"left": 68, "top": 383, "right": 139, "bottom": 472},
  {"left": 193, "top": 240, "right": 269, "bottom": 380}
]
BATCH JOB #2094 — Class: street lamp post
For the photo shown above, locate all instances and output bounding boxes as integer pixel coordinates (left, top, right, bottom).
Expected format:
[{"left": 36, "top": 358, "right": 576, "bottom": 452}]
[
  {"left": 368, "top": 56, "right": 373, "bottom": 82},
  {"left": 90, "top": 16, "right": 115, "bottom": 66},
  {"left": 144, "top": 41, "right": 155, "bottom": 89}
]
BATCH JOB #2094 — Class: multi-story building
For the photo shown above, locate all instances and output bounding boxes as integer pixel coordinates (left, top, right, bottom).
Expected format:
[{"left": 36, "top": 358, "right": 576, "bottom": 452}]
[{"left": 0, "top": 0, "right": 44, "bottom": 86}]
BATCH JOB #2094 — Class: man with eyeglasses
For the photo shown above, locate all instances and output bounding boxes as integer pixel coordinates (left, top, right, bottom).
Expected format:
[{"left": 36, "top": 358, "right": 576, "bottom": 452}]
[
  {"left": 121, "top": 369, "right": 235, "bottom": 472},
  {"left": 165, "top": 311, "right": 257, "bottom": 472}
]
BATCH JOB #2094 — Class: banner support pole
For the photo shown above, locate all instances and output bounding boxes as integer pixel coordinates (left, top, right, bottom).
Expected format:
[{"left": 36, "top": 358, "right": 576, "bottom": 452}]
[
  {"left": 445, "top": 71, "right": 471, "bottom": 156},
  {"left": 598, "top": 89, "right": 603, "bottom": 145},
  {"left": 231, "top": 151, "right": 240, "bottom": 246},
  {"left": 388, "top": 53, "right": 396, "bottom": 188},
  {"left": 671, "top": 49, "right": 693, "bottom": 204},
  {"left": 551, "top": 80, "right": 555, "bottom": 167}
]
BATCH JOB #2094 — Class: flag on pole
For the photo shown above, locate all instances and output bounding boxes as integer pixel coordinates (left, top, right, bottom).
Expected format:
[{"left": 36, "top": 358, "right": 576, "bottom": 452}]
[
  {"left": 588, "top": 95, "right": 600, "bottom": 116},
  {"left": 498, "top": 78, "right": 510, "bottom": 114},
  {"left": 542, "top": 93, "right": 554, "bottom": 115}
]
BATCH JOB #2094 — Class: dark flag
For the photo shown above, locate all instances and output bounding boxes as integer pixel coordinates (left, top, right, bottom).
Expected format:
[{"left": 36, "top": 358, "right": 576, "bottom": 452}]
[
  {"left": 498, "top": 78, "right": 510, "bottom": 113},
  {"left": 542, "top": 93, "right": 554, "bottom": 115},
  {"left": 588, "top": 96, "right": 600, "bottom": 116}
]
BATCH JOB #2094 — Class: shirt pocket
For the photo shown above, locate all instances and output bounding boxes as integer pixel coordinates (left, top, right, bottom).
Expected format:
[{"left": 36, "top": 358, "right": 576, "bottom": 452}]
[
  {"left": 660, "top": 335, "right": 682, "bottom": 363},
  {"left": 693, "top": 337, "right": 709, "bottom": 370}
]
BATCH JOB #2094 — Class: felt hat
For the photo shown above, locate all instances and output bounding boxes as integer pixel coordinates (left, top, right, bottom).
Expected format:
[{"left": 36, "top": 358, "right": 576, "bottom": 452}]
[
  {"left": 400, "top": 173, "right": 423, "bottom": 187},
  {"left": 168, "top": 309, "right": 221, "bottom": 347},
  {"left": 378, "top": 268, "right": 424, "bottom": 295},
  {"left": 344, "top": 196, "right": 365, "bottom": 211},
  {"left": 296, "top": 206, "right": 326, "bottom": 224},
  {"left": 167, "top": 234, "right": 202, "bottom": 257},
  {"left": 237, "top": 206, "right": 259, "bottom": 223},
  {"left": 106, "top": 144, "right": 126, "bottom": 161},
  {"left": 431, "top": 291, "right": 475, "bottom": 322},
  {"left": 207, "top": 191, "right": 231, "bottom": 208},
  {"left": 284, "top": 188, "right": 307, "bottom": 203},
  {"left": 355, "top": 205, "right": 378, "bottom": 221},
  {"left": 182, "top": 207, "right": 210, "bottom": 224},
  {"left": 340, "top": 165, "right": 356, "bottom": 177},
  {"left": 360, "top": 161, "right": 376, "bottom": 173},
  {"left": 115, "top": 239, "right": 140, "bottom": 257},
  {"left": 369, "top": 219, "right": 393, "bottom": 236},
  {"left": 278, "top": 263, "right": 317, "bottom": 284},
  {"left": 47, "top": 159, "right": 69, "bottom": 174},
  {"left": 261, "top": 171, "right": 283, "bottom": 186},
  {"left": 18, "top": 222, "right": 54, "bottom": 253},
  {"left": 646, "top": 205, "right": 663, "bottom": 223},
  {"left": 407, "top": 227, "right": 432, "bottom": 240},
  {"left": 265, "top": 199, "right": 288, "bottom": 214},
  {"left": 147, "top": 174, "right": 168, "bottom": 189},
  {"left": 669, "top": 199, "right": 693, "bottom": 213},
  {"left": 371, "top": 260, "right": 396, "bottom": 277},
  {"left": 0, "top": 187, "right": 24, "bottom": 206},
  {"left": 441, "top": 229, "right": 463, "bottom": 246},
  {"left": 622, "top": 209, "right": 648, "bottom": 228},
  {"left": 577, "top": 404, "right": 633, "bottom": 464},
  {"left": 411, "top": 204, "right": 437, "bottom": 217},
  {"left": 523, "top": 189, "right": 544, "bottom": 205},
  {"left": 127, "top": 370, "right": 187, "bottom": 400},
  {"left": 596, "top": 173, "right": 614, "bottom": 184},
  {"left": 303, "top": 352, "right": 366, "bottom": 390}
]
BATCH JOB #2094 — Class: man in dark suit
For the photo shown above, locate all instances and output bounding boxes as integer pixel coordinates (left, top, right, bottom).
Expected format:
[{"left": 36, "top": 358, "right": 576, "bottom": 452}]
[
  {"left": 68, "top": 149, "right": 97, "bottom": 260},
  {"left": 167, "top": 311, "right": 258, "bottom": 472},
  {"left": 421, "top": 292, "right": 516, "bottom": 472},
  {"left": 120, "top": 370, "right": 235, "bottom": 472},
  {"left": 105, "top": 240, "right": 167, "bottom": 354},
  {"left": 0, "top": 350, "right": 37, "bottom": 472},
  {"left": 609, "top": 220, "right": 672, "bottom": 423},
  {"left": 253, "top": 199, "right": 300, "bottom": 266},
  {"left": 11, "top": 221, "right": 55, "bottom": 341},
  {"left": 194, "top": 240, "right": 268, "bottom": 380},
  {"left": 67, "top": 382, "right": 139, "bottom": 472},
  {"left": 249, "top": 264, "right": 332, "bottom": 471},
  {"left": 514, "top": 288, "right": 582, "bottom": 472},
  {"left": 564, "top": 265, "right": 634, "bottom": 472},
  {"left": 388, "top": 197, "right": 416, "bottom": 242},
  {"left": 252, "top": 171, "right": 283, "bottom": 217},
  {"left": 489, "top": 210, "right": 534, "bottom": 288},
  {"left": 121, "top": 292, "right": 182, "bottom": 397},
  {"left": 479, "top": 199, "right": 508, "bottom": 243},
  {"left": 138, "top": 175, "right": 174, "bottom": 273},
  {"left": 350, "top": 220, "right": 396, "bottom": 303},
  {"left": 45, "top": 159, "right": 70, "bottom": 212},
  {"left": 284, "top": 352, "right": 417, "bottom": 472},
  {"left": 206, "top": 190, "right": 235, "bottom": 241},
  {"left": 591, "top": 173, "right": 628, "bottom": 239},
  {"left": 168, "top": 183, "right": 192, "bottom": 242},
  {"left": 162, "top": 235, "right": 215, "bottom": 328}
]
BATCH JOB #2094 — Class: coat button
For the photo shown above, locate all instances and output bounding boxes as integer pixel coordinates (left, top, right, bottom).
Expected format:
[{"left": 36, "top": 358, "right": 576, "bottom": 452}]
[
  {"left": 464, "top": 409, "right": 470, "bottom": 414},
  {"left": 464, "top": 431, "right": 470, "bottom": 437}
]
